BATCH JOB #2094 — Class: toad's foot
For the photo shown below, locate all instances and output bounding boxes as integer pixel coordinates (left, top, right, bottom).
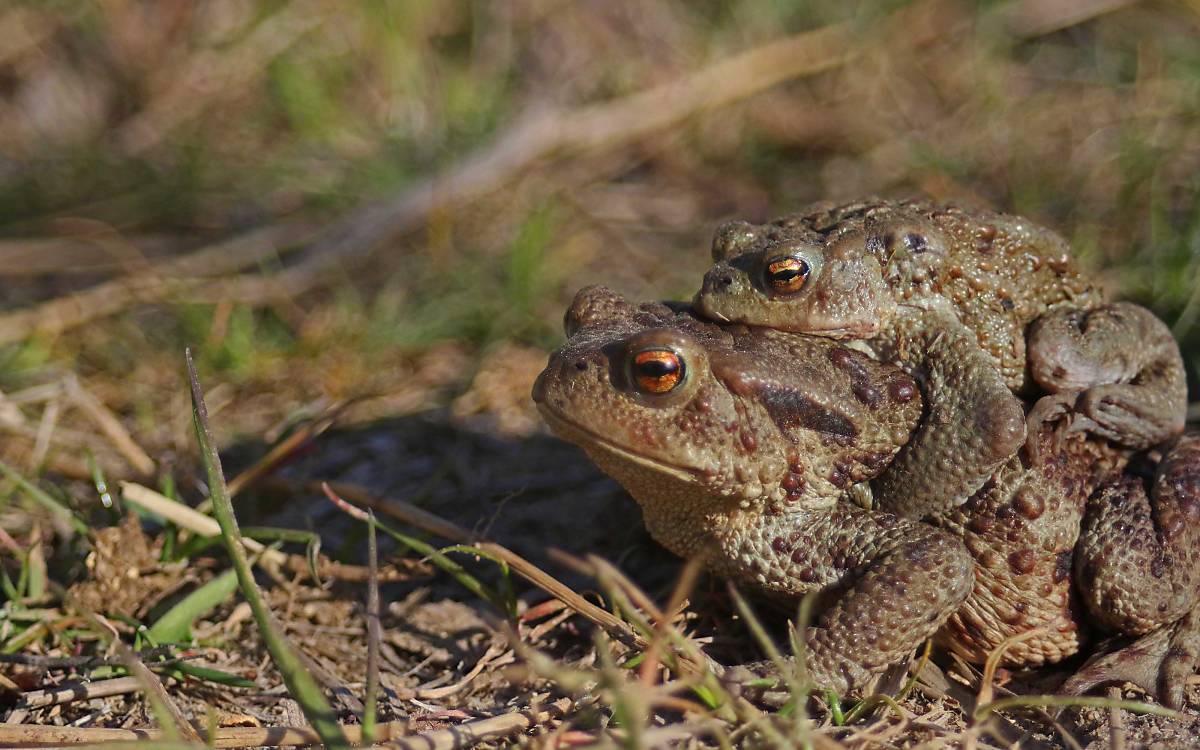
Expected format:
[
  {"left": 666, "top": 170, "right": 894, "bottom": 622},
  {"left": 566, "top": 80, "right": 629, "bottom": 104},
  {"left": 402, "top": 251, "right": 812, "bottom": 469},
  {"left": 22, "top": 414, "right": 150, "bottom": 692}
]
[
  {"left": 724, "top": 657, "right": 912, "bottom": 709},
  {"left": 720, "top": 506, "right": 975, "bottom": 697},
  {"left": 1023, "top": 393, "right": 1074, "bottom": 465},
  {"left": 1060, "top": 606, "right": 1200, "bottom": 710},
  {"left": 1075, "top": 433, "right": 1200, "bottom": 637},
  {"left": 1028, "top": 302, "right": 1186, "bottom": 451}
]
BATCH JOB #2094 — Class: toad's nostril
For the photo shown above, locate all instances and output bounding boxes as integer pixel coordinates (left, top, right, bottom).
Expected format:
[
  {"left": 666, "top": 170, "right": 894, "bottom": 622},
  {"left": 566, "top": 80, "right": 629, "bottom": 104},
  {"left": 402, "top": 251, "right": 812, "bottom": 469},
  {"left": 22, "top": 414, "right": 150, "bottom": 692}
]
[
  {"left": 574, "top": 360, "right": 588, "bottom": 371},
  {"left": 714, "top": 274, "right": 733, "bottom": 288}
]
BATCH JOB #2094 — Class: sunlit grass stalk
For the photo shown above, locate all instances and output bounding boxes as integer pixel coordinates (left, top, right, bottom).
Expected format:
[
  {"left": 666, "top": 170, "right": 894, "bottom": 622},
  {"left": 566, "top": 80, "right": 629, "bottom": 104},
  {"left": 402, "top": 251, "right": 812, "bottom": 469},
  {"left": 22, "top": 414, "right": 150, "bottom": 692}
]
[
  {"left": 587, "top": 558, "right": 738, "bottom": 723},
  {"left": 186, "top": 349, "right": 347, "bottom": 749},
  {"left": 594, "top": 631, "right": 647, "bottom": 750},
  {"left": 362, "top": 510, "right": 380, "bottom": 743}
]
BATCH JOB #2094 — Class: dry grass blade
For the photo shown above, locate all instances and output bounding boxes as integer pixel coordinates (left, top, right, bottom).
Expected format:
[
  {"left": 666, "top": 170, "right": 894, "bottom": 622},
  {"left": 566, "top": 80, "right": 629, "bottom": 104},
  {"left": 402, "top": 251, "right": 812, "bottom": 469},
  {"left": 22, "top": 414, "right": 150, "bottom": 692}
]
[
  {"left": 14, "top": 676, "right": 143, "bottom": 710},
  {"left": 1108, "top": 686, "right": 1127, "bottom": 750},
  {"left": 226, "top": 405, "right": 341, "bottom": 498},
  {"left": 52, "top": 580, "right": 200, "bottom": 743},
  {"left": 370, "top": 697, "right": 572, "bottom": 750},
  {"left": 0, "top": 234, "right": 173, "bottom": 276},
  {"left": 109, "top": 640, "right": 200, "bottom": 743},
  {"left": 185, "top": 349, "right": 347, "bottom": 749},
  {"left": 119, "top": 481, "right": 283, "bottom": 567},
  {"left": 121, "top": 481, "right": 399, "bottom": 582},
  {"left": 975, "top": 628, "right": 1047, "bottom": 709},
  {"left": 0, "top": 701, "right": 569, "bottom": 749},
  {"left": 0, "top": 721, "right": 413, "bottom": 748},
  {"left": 0, "top": 24, "right": 852, "bottom": 346},
  {"left": 63, "top": 375, "right": 154, "bottom": 477},
  {"left": 997, "top": 0, "right": 1141, "bottom": 36},
  {"left": 0, "top": 223, "right": 310, "bottom": 346}
]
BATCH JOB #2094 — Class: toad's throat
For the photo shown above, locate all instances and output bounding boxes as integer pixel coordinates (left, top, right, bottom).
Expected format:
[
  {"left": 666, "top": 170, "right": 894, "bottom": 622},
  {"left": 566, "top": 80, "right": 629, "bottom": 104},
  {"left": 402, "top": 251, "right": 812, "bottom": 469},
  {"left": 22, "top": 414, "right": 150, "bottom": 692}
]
[{"left": 535, "top": 403, "right": 706, "bottom": 485}]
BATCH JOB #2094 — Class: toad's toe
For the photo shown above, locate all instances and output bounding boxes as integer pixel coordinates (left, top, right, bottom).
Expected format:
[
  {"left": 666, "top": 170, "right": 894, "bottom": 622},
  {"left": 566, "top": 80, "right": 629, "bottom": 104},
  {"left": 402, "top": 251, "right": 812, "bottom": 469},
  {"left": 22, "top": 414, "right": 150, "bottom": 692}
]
[{"left": 1060, "top": 611, "right": 1200, "bottom": 710}]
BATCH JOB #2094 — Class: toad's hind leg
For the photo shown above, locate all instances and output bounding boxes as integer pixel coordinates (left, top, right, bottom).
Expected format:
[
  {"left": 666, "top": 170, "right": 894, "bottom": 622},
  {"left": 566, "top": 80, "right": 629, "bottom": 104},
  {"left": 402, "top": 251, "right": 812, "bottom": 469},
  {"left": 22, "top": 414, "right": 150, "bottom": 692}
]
[
  {"left": 1075, "top": 433, "right": 1200, "bottom": 636},
  {"left": 1027, "top": 302, "right": 1186, "bottom": 456},
  {"left": 1066, "top": 433, "right": 1200, "bottom": 708}
]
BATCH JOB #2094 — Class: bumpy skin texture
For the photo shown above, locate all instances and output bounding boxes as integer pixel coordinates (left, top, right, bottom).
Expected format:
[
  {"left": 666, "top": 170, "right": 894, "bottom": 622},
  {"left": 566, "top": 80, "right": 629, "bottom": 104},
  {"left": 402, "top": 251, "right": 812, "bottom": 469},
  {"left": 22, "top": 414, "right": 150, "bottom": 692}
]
[
  {"left": 1065, "top": 435, "right": 1200, "bottom": 710},
  {"left": 695, "top": 198, "right": 1188, "bottom": 519},
  {"left": 869, "top": 308, "right": 1027, "bottom": 519},
  {"left": 1075, "top": 434, "right": 1200, "bottom": 635},
  {"left": 933, "top": 426, "right": 1124, "bottom": 668},
  {"left": 533, "top": 286, "right": 974, "bottom": 695},
  {"left": 535, "top": 286, "right": 1200, "bottom": 706}
]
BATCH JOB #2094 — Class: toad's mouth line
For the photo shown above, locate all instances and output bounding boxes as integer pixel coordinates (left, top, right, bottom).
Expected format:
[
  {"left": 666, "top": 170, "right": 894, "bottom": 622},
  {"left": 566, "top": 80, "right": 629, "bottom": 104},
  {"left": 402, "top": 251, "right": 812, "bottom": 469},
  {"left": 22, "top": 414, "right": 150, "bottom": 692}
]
[{"left": 535, "top": 403, "right": 706, "bottom": 484}]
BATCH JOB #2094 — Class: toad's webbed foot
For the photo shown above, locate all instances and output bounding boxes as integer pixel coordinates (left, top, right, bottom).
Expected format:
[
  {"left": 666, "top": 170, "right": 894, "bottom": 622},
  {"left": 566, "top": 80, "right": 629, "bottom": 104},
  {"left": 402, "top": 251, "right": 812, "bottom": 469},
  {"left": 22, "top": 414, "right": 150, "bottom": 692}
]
[
  {"left": 1060, "top": 606, "right": 1200, "bottom": 710},
  {"left": 1075, "top": 434, "right": 1200, "bottom": 637},
  {"left": 872, "top": 308, "right": 1026, "bottom": 519},
  {"left": 1028, "top": 302, "right": 1186, "bottom": 453}
]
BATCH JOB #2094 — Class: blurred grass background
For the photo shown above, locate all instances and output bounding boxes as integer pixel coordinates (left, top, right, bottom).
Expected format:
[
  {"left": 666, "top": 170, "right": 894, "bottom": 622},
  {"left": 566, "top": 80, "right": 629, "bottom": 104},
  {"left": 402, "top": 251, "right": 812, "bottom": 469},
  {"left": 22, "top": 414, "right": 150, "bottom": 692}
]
[{"left": 0, "top": 0, "right": 1198, "bottom": 474}]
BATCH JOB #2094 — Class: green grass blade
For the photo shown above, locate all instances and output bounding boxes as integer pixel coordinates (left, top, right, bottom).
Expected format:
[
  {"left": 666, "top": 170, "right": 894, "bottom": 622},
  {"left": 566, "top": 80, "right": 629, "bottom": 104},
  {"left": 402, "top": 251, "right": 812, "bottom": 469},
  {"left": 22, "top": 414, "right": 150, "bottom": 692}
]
[
  {"left": 168, "top": 661, "right": 257, "bottom": 688},
  {"left": 362, "top": 511, "right": 379, "bottom": 743},
  {"left": 186, "top": 349, "right": 347, "bottom": 749},
  {"left": 0, "top": 565, "right": 19, "bottom": 601},
  {"left": 88, "top": 450, "right": 121, "bottom": 515},
  {"left": 0, "top": 459, "right": 88, "bottom": 534},
  {"left": 146, "top": 569, "right": 239, "bottom": 645}
]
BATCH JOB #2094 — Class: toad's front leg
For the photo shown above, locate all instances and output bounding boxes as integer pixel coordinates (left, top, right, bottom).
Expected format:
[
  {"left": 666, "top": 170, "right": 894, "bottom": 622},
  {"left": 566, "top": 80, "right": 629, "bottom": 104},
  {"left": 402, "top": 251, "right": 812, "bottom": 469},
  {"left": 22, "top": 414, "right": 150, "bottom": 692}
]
[
  {"left": 870, "top": 308, "right": 1026, "bottom": 520},
  {"left": 1027, "top": 302, "right": 1186, "bottom": 454},
  {"left": 722, "top": 504, "right": 974, "bottom": 696}
]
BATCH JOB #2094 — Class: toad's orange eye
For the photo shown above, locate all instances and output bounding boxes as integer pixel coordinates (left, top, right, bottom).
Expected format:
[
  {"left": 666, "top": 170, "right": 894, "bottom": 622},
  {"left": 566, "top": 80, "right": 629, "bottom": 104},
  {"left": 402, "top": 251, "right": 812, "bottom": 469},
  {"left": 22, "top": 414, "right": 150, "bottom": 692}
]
[
  {"left": 764, "top": 256, "right": 811, "bottom": 294},
  {"left": 631, "top": 349, "right": 685, "bottom": 394}
]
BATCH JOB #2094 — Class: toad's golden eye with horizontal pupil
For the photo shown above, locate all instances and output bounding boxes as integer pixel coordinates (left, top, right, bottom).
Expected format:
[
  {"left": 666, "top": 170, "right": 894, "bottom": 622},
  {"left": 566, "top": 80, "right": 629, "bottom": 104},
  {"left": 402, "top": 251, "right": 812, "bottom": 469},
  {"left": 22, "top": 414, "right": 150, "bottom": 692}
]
[
  {"left": 631, "top": 349, "right": 685, "bottom": 394},
  {"left": 765, "top": 256, "right": 811, "bottom": 294}
]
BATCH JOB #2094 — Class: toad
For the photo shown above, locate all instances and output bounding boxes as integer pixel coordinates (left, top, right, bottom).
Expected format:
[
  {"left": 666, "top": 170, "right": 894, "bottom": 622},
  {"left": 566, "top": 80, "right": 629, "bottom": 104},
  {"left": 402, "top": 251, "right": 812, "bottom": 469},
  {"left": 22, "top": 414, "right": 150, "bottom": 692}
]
[
  {"left": 534, "top": 285, "right": 973, "bottom": 695},
  {"left": 694, "top": 199, "right": 1187, "bottom": 520},
  {"left": 534, "top": 286, "right": 1200, "bottom": 706}
]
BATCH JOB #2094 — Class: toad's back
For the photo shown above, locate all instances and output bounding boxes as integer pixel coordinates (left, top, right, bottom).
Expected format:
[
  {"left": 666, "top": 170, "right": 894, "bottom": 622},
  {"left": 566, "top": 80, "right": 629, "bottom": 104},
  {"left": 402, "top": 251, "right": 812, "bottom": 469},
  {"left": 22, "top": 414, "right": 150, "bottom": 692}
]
[{"left": 793, "top": 198, "right": 1105, "bottom": 388}]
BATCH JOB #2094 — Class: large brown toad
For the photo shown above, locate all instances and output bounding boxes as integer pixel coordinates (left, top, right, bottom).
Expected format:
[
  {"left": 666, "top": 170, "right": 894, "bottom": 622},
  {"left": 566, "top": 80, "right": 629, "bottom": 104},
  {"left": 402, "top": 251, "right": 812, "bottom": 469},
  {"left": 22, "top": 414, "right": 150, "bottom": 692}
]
[
  {"left": 694, "top": 198, "right": 1187, "bottom": 520},
  {"left": 534, "top": 285, "right": 974, "bottom": 695},
  {"left": 535, "top": 286, "right": 1200, "bottom": 706}
]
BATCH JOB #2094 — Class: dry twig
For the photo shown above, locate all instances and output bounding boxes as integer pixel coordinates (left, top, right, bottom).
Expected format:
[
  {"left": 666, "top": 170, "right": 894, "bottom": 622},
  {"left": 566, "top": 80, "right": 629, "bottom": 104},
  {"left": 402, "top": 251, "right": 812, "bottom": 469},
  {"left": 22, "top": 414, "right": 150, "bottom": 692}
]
[{"left": 13, "top": 676, "right": 144, "bottom": 710}]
